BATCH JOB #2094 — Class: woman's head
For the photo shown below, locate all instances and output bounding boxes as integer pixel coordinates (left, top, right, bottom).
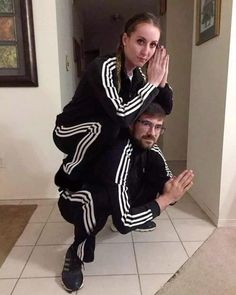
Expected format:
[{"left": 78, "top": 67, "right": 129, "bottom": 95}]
[
  {"left": 120, "top": 12, "right": 161, "bottom": 72},
  {"left": 124, "top": 12, "right": 161, "bottom": 37}
]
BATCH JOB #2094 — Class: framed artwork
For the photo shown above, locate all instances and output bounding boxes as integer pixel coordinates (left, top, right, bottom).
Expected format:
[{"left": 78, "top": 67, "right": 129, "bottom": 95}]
[
  {"left": 196, "top": 0, "right": 221, "bottom": 45},
  {"left": 0, "top": 0, "right": 38, "bottom": 87},
  {"left": 160, "top": 0, "right": 167, "bottom": 16}
]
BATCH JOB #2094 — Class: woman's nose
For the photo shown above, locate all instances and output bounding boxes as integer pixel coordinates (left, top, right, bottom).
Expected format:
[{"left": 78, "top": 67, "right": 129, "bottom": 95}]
[{"left": 140, "top": 45, "right": 149, "bottom": 56}]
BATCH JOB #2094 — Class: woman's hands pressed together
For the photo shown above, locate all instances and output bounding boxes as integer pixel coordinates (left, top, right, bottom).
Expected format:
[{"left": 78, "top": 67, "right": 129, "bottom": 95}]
[{"left": 147, "top": 46, "right": 169, "bottom": 87}]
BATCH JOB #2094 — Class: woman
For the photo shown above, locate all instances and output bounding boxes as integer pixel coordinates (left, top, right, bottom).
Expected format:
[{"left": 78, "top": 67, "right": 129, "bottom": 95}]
[{"left": 53, "top": 12, "right": 173, "bottom": 191}]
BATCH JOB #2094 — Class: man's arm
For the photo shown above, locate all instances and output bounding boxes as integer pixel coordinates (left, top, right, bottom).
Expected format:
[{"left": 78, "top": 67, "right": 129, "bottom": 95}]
[
  {"left": 95, "top": 141, "right": 193, "bottom": 235},
  {"left": 145, "top": 144, "right": 173, "bottom": 194},
  {"left": 98, "top": 139, "right": 162, "bottom": 234},
  {"left": 146, "top": 146, "right": 194, "bottom": 210}
]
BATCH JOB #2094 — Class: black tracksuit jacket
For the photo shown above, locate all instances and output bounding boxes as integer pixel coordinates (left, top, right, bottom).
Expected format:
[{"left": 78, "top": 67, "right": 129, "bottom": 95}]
[
  {"left": 53, "top": 55, "right": 173, "bottom": 187},
  {"left": 55, "top": 55, "right": 173, "bottom": 126},
  {"left": 58, "top": 135, "right": 173, "bottom": 236}
]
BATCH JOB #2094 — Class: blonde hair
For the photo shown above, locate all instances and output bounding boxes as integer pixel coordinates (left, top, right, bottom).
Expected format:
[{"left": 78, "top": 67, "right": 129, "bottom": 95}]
[{"left": 116, "top": 12, "right": 161, "bottom": 93}]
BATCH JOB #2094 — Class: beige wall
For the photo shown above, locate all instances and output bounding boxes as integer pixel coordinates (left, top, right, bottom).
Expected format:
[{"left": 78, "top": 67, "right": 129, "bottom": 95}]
[
  {"left": 55, "top": 0, "right": 78, "bottom": 107},
  {"left": 187, "top": 0, "right": 234, "bottom": 225},
  {"left": 219, "top": 0, "right": 236, "bottom": 226},
  {"left": 163, "top": 0, "right": 194, "bottom": 160},
  {"left": 0, "top": 0, "right": 74, "bottom": 199}
]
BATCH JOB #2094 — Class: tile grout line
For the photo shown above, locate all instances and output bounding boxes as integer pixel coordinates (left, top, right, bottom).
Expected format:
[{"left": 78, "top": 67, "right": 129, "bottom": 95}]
[
  {"left": 166, "top": 210, "right": 191, "bottom": 258},
  {"left": 10, "top": 205, "right": 55, "bottom": 294},
  {"left": 131, "top": 231, "right": 143, "bottom": 295},
  {"left": 9, "top": 245, "right": 35, "bottom": 295}
]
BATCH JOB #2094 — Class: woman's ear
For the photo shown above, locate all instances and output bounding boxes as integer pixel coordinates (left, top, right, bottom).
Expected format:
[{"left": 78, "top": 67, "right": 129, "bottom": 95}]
[{"left": 122, "top": 33, "right": 128, "bottom": 47}]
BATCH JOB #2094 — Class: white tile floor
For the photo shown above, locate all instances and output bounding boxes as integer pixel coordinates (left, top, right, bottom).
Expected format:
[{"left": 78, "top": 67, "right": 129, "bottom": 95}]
[{"left": 0, "top": 195, "right": 216, "bottom": 295}]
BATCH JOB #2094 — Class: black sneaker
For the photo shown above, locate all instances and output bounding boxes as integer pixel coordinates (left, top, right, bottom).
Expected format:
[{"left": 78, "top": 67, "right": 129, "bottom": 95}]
[
  {"left": 134, "top": 220, "right": 156, "bottom": 232},
  {"left": 61, "top": 245, "right": 83, "bottom": 293},
  {"left": 110, "top": 220, "right": 156, "bottom": 232}
]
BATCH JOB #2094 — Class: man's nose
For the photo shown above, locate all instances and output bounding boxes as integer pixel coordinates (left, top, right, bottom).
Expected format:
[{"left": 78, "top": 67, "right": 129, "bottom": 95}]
[{"left": 147, "top": 125, "right": 156, "bottom": 135}]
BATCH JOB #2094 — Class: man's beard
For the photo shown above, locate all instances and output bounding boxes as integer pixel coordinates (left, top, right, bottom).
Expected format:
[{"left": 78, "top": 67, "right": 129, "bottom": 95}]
[{"left": 133, "top": 135, "right": 157, "bottom": 150}]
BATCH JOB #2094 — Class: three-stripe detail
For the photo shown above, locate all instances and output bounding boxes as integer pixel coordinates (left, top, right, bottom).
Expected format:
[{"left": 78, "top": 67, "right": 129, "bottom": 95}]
[
  {"left": 60, "top": 189, "right": 96, "bottom": 234},
  {"left": 101, "top": 57, "right": 156, "bottom": 117},
  {"left": 115, "top": 140, "right": 153, "bottom": 228},
  {"left": 55, "top": 122, "right": 101, "bottom": 175},
  {"left": 151, "top": 144, "right": 173, "bottom": 177}
]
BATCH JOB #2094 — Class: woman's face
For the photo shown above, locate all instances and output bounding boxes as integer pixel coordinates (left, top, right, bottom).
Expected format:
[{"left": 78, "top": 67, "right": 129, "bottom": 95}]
[{"left": 122, "top": 22, "right": 160, "bottom": 73}]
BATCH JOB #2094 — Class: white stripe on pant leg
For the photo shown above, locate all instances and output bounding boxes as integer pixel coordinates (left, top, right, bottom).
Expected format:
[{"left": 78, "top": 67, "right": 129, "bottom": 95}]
[
  {"left": 60, "top": 190, "right": 96, "bottom": 235},
  {"left": 74, "top": 191, "right": 96, "bottom": 233},
  {"left": 55, "top": 122, "right": 99, "bottom": 137},
  {"left": 63, "top": 122, "right": 101, "bottom": 175},
  {"left": 77, "top": 240, "right": 86, "bottom": 261},
  {"left": 71, "top": 191, "right": 96, "bottom": 234},
  {"left": 64, "top": 125, "right": 99, "bottom": 174},
  {"left": 82, "top": 205, "right": 90, "bottom": 234}
]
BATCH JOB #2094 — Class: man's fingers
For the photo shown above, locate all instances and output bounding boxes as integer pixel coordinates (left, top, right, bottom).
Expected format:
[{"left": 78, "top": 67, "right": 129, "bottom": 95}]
[
  {"left": 181, "top": 173, "right": 194, "bottom": 188},
  {"left": 175, "top": 170, "right": 192, "bottom": 182},
  {"left": 175, "top": 170, "right": 194, "bottom": 189},
  {"left": 184, "top": 181, "right": 193, "bottom": 192}
]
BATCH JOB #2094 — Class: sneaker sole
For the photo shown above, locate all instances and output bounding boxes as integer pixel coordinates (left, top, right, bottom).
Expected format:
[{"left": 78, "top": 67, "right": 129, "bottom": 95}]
[
  {"left": 61, "top": 279, "right": 84, "bottom": 293},
  {"left": 111, "top": 224, "right": 156, "bottom": 232},
  {"left": 134, "top": 227, "right": 156, "bottom": 232}
]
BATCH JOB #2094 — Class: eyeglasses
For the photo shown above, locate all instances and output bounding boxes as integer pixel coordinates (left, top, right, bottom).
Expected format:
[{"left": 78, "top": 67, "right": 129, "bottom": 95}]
[{"left": 137, "top": 119, "right": 166, "bottom": 134}]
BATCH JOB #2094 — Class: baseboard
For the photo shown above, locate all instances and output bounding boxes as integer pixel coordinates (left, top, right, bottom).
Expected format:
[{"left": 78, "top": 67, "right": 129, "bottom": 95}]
[
  {"left": 191, "top": 196, "right": 218, "bottom": 226},
  {"left": 218, "top": 219, "right": 236, "bottom": 227}
]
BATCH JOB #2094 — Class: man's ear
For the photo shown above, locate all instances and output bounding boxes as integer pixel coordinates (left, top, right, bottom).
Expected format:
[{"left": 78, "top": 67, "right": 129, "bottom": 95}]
[
  {"left": 129, "top": 123, "right": 134, "bottom": 134},
  {"left": 122, "top": 33, "right": 128, "bottom": 47}
]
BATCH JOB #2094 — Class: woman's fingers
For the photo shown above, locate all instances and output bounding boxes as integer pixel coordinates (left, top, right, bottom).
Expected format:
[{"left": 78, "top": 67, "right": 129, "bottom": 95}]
[
  {"left": 147, "top": 46, "right": 169, "bottom": 86},
  {"left": 153, "top": 46, "right": 167, "bottom": 64},
  {"left": 165, "top": 55, "right": 169, "bottom": 73}
]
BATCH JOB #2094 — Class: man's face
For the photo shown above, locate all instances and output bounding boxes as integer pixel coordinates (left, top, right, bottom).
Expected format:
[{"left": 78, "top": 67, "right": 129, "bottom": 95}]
[{"left": 130, "top": 114, "right": 164, "bottom": 149}]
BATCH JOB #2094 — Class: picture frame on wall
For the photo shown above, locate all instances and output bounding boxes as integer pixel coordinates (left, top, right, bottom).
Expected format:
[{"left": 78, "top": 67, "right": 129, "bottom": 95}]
[
  {"left": 196, "top": 0, "right": 221, "bottom": 45},
  {"left": 0, "top": 0, "right": 38, "bottom": 87},
  {"left": 159, "top": 0, "right": 167, "bottom": 16}
]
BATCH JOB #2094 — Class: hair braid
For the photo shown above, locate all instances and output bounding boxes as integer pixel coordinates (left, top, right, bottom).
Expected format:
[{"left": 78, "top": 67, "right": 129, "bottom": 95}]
[{"left": 115, "top": 35, "right": 123, "bottom": 94}]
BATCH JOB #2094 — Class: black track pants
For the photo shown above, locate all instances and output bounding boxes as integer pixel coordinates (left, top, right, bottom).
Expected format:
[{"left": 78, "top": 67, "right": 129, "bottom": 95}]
[
  {"left": 53, "top": 119, "right": 120, "bottom": 189},
  {"left": 58, "top": 187, "right": 109, "bottom": 262}
]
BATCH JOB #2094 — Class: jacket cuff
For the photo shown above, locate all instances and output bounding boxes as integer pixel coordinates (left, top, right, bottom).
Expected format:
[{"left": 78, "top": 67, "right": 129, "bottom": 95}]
[{"left": 149, "top": 200, "right": 161, "bottom": 218}]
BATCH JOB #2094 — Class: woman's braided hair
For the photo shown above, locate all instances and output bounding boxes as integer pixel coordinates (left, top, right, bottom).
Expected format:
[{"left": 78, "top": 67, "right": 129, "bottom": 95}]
[{"left": 116, "top": 12, "right": 161, "bottom": 93}]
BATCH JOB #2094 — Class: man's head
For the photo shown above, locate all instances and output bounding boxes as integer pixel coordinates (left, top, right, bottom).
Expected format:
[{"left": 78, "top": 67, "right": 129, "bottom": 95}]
[{"left": 129, "top": 103, "right": 166, "bottom": 149}]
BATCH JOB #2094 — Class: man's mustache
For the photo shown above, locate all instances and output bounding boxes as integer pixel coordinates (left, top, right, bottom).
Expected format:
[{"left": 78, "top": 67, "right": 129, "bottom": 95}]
[{"left": 142, "top": 135, "right": 156, "bottom": 141}]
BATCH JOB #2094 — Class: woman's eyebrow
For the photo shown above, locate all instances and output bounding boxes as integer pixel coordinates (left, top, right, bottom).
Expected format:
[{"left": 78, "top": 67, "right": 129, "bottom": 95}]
[{"left": 136, "top": 36, "right": 159, "bottom": 43}]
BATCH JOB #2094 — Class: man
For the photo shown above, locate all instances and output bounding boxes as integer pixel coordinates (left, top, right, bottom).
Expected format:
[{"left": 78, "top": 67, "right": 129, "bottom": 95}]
[{"left": 58, "top": 103, "right": 194, "bottom": 292}]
